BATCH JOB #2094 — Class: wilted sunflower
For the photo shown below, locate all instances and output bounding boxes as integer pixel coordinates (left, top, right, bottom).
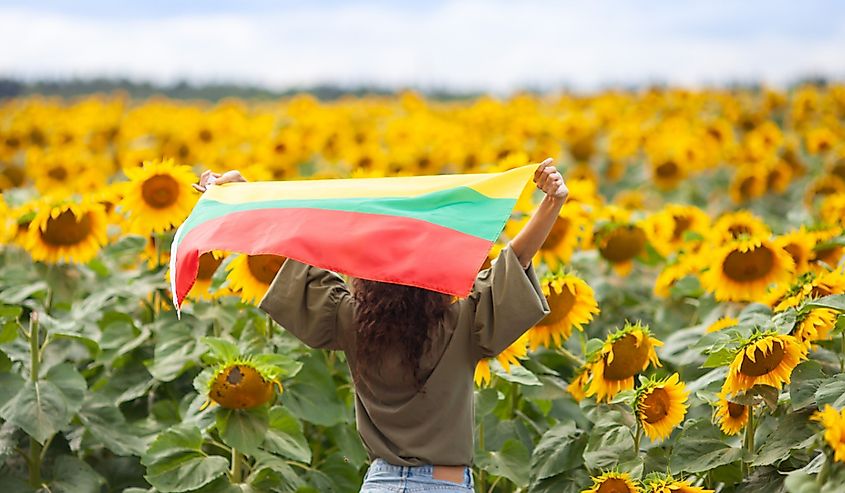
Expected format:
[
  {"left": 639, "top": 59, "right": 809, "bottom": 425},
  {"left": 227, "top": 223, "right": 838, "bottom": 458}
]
[
  {"left": 635, "top": 373, "right": 689, "bottom": 442},
  {"left": 226, "top": 253, "right": 287, "bottom": 303},
  {"left": 714, "top": 393, "right": 748, "bottom": 436},
  {"left": 700, "top": 236, "right": 794, "bottom": 302},
  {"left": 582, "top": 471, "right": 641, "bottom": 493},
  {"left": 812, "top": 405, "right": 845, "bottom": 463},
  {"left": 527, "top": 272, "right": 599, "bottom": 350},
  {"left": 24, "top": 200, "right": 108, "bottom": 264},
  {"left": 723, "top": 332, "right": 806, "bottom": 396},
  {"left": 474, "top": 332, "right": 530, "bottom": 387},
  {"left": 706, "top": 316, "right": 739, "bottom": 333},
  {"left": 119, "top": 158, "right": 198, "bottom": 235},
  {"left": 200, "top": 357, "right": 283, "bottom": 411},
  {"left": 585, "top": 322, "right": 663, "bottom": 402}
]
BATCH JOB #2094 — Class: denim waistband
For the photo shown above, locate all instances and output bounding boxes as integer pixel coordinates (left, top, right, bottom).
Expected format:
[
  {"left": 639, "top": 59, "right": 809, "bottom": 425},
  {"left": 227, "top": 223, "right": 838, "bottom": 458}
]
[{"left": 368, "top": 457, "right": 472, "bottom": 482}]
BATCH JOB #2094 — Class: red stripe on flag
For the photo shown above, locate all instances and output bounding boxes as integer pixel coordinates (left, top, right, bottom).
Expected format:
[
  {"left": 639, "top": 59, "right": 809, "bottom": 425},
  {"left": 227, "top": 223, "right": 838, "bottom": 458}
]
[{"left": 174, "top": 207, "right": 495, "bottom": 306}]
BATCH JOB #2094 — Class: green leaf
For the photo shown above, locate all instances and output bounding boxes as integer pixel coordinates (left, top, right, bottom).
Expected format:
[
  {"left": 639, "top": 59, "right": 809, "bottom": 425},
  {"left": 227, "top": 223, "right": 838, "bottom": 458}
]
[
  {"left": 281, "top": 353, "right": 348, "bottom": 427},
  {"left": 582, "top": 419, "right": 641, "bottom": 477},
  {"left": 669, "top": 418, "right": 742, "bottom": 473},
  {"left": 327, "top": 423, "right": 367, "bottom": 468},
  {"left": 251, "top": 450, "right": 305, "bottom": 493},
  {"left": 147, "top": 322, "right": 203, "bottom": 382},
  {"left": 0, "top": 371, "right": 24, "bottom": 404},
  {"left": 217, "top": 406, "right": 270, "bottom": 456},
  {"left": 260, "top": 406, "right": 311, "bottom": 463},
  {"left": 530, "top": 422, "right": 587, "bottom": 481},
  {"left": 0, "top": 319, "right": 18, "bottom": 344},
  {"left": 752, "top": 412, "right": 817, "bottom": 466},
  {"left": 142, "top": 425, "right": 229, "bottom": 493},
  {"left": 200, "top": 337, "right": 240, "bottom": 362},
  {"left": 528, "top": 469, "right": 590, "bottom": 493},
  {"left": 78, "top": 395, "right": 146, "bottom": 456},
  {"left": 0, "top": 380, "right": 69, "bottom": 444},
  {"left": 0, "top": 349, "right": 11, "bottom": 372},
  {"left": 816, "top": 374, "right": 845, "bottom": 409},
  {"left": 802, "top": 294, "right": 845, "bottom": 313},
  {"left": 95, "top": 360, "right": 156, "bottom": 405},
  {"left": 490, "top": 360, "right": 542, "bottom": 386},
  {"left": 50, "top": 455, "right": 107, "bottom": 493},
  {"left": 251, "top": 353, "right": 303, "bottom": 379},
  {"left": 702, "top": 348, "right": 737, "bottom": 368},
  {"left": 790, "top": 360, "right": 832, "bottom": 410},
  {"left": 44, "top": 362, "right": 87, "bottom": 416},
  {"left": 476, "top": 438, "right": 531, "bottom": 487}
]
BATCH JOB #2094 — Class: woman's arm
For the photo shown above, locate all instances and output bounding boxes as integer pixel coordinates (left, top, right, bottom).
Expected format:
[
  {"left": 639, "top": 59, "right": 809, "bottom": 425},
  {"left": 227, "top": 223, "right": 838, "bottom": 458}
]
[{"left": 509, "top": 158, "right": 568, "bottom": 269}]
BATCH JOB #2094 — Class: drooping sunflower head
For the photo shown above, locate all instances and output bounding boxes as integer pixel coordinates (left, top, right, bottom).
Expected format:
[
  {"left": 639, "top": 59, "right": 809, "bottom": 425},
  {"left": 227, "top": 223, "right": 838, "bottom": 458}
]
[
  {"left": 474, "top": 332, "right": 530, "bottom": 387},
  {"left": 701, "top": 236, "right": 795, "bottom": 302},
  {"left": 226, "top": 253, "right": 287, "bottom": 304},
  {"left": 723, "top": 332, "right": 807, "bottom": 396},
  {"left": 585, "top": 322, "right": 663, "bottom": 403},
  {"left": 643, "top": 474, "right": 714, "bottom": 493},
  {"left": 635, "top": 373, "right": 689, "bottom": 442},
  {"left": 793, "top": 308, "right": 838, "bottom": 348},
  {"left": 119, "top": 157, "right": 198, "bottom": 235},
  {"left": 24, "top": 199, "right": 108, "bottom": 264},
  {"left": 714, "top": 393, "right": 749, "bottom": 436},
  {"left": 582, "top": 471, "right": 641, "bottom": 493},
  {"left": 812, "top": 404, "right": 845, "bottom": 463},
  {"left": 528, "top": 271, "right": 600, "bottom": 350}
]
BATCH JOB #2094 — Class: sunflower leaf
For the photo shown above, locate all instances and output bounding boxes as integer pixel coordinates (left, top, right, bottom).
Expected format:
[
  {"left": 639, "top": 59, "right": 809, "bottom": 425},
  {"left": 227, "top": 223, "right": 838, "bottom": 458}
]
[
  {"left": 529, "top": 422, "right": 587, "bottom": 481},
  {"left": 815, "top": 373, "right": 845, "bottom": 409},
  {"left": 200, "top": 336, "right": 240, "bottom": 362},
  {"left": 141, "top": 424, "right": 229, "bottom": 493},
  {"left": 669, "top": 418, "right": 742, "bottom": 473},
  {"left": 476, "top": 438, "right": 531, "bottom": 487},
  {"left": 217, "top": 406, "right": 270, "bottom": 456}
]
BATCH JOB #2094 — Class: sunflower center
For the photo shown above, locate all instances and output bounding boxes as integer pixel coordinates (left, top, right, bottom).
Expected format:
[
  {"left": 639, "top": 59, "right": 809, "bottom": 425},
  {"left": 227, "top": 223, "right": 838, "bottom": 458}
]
[
  {"left": 539, "top": 285, "right": 576, "bottom": 326},
  {"left": 596, "top": 478, "right": 632, "bottom": 493},
  {"left": 141, "top": 174, "right": 180, "bottom": 209},
  {"left": 727, "top": 401, "right": 746, "bottom": 418},
  {"left": 197, "top": 253, "right": 224, "bottom": 280},
  {"left": 247, "top": 254, "right": 286, "bottom": 285},
  {"left": 672, "top": 215, "right": 693, "bottom": 241},
  {"left": 542, "top": 217, "right": 571, "bottom": 249},
  {"left": 722, "top": 246, "right": 775, "bottom": 282},
  {"left": 739, "top": 340, "right": 785, "bottom": 377},
  {"left": 604, "top": 334, "right": 649, "bottom": 380},
  {"left": 41, "top": 210, "right": 93, "bottom": 246},
  {"left": 641, "top": 387, "right": 671, "bottom": 423},
  {"left": 656, "top": 160, "right": 679, "bottom": 179},
  {"left": 48, "top": 166, "right": 68, "bottom": 181},
  {"left": 599, "top": 226, "right": 646, "bottom": 263}
]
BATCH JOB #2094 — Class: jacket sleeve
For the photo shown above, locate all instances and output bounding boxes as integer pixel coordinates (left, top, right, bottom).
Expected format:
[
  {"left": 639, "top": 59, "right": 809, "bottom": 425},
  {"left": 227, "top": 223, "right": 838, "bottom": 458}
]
[
  {"left": 464, "top": 244, "right": 550, "bottom": 360},
  {"left": 258, "top": 258, "right": 352, "bottom": 350}
]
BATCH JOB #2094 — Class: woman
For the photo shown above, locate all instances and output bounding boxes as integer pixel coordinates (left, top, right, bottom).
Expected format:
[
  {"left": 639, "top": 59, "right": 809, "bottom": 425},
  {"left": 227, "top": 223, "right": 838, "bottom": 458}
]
[{"left": 194, "top": 158, "right": 567, "bottom": 492}]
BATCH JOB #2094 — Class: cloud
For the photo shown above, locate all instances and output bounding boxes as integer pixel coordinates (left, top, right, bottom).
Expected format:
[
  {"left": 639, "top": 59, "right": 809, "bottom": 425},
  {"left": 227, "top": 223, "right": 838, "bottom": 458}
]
[{"left": 1, "top": 1, "right": 843, "bottom": 92}]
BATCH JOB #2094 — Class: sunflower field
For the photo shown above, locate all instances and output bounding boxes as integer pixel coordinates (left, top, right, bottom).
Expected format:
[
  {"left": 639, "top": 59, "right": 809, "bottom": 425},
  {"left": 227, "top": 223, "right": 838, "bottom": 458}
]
[{"left": 1, "top": 86, "right": 845, "bottom": 493}]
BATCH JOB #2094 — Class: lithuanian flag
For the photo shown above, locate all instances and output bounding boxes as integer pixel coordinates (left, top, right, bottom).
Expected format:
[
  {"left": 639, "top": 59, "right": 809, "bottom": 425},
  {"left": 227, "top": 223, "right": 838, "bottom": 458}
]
[{"left": 170, "top": 164, "right": 537, "bottom": 311}]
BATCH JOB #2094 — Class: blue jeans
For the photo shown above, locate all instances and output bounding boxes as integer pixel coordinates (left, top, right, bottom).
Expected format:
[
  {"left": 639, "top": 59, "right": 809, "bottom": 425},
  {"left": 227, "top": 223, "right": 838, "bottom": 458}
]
[{"left": 360, "top": 458, "right": 475, "bottom": 492}]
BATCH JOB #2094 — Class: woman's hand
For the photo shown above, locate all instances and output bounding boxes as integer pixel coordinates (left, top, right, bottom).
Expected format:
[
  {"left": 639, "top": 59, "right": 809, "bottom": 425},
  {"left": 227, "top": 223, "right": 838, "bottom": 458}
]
[
  {"left": 192, "top": 170, "right": 247, "bottom": 193},
  {"left": 533, "top": 157, "right": 568, "bottom": 204}
]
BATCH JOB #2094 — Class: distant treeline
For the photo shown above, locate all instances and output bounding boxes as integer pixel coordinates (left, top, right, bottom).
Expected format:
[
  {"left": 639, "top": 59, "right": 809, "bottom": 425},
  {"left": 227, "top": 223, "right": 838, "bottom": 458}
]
[{"left": 0, "top": 77, "right": 483, "bottom": 101}]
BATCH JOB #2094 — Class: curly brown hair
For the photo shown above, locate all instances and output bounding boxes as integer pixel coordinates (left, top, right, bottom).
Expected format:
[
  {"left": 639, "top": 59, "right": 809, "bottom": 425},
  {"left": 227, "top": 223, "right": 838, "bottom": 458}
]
[{"left": 351, "top": 278, "right": 451, "bottom": 392}]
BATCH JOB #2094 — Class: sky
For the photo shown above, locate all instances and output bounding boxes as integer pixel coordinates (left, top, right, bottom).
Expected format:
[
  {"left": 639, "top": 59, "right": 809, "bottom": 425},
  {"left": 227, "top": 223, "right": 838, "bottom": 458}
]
[{"left": 1, "top": 0, "right": 844, "bottom": 93}]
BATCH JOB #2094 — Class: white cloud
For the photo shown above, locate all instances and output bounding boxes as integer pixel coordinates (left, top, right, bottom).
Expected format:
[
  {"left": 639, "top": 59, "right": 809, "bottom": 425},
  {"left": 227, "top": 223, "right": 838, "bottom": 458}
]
[{"left": 1, "top": 1, "right": 843, "bottom": 92}]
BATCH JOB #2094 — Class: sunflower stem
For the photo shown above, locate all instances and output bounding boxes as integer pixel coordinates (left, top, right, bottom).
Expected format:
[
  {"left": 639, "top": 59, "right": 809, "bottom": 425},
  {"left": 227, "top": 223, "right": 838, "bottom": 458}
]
[
  {"left": 817, "top": 450, "right": 830, "bottom": 485},
  {"left": 557, "top": 346, "right": 585, "bottom": 367},
  {"left": 28, "top": 313, "right": 43, "bottom": 488},
  {"left": 840, "top": 332, "right": 844, "bottom": 373},
  {"left": 230, "top": 447, "right": 243, "bottom": 483},
  {"left": 743, "top": 405, "right": 756, "bottom": 474},
  {"left": 633, "top": 420, "right": 642, "bottom": 455}
]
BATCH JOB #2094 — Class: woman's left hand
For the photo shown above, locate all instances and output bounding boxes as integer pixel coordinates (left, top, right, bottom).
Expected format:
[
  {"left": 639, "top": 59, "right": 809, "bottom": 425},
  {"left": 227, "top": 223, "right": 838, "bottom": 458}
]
[{"left": 533, "top": 158, "right": 568, "bottom": 203}]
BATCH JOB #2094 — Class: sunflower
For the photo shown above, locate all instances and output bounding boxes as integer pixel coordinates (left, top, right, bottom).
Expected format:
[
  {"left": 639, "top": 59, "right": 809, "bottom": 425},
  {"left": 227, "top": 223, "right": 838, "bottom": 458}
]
[
  {"left": 793, "top": 309, "right": 839, "bottom": 348},
  {"left": 808, "top": 226, "right": 844, "bottom": 273},
  {"left": 645, "top": 204, "right": 710, "bottom": 257},
  {"left": 635, "top": 373, "right": 689, "bottom": 442},
  {"left": 706, "top": 211, "right": 771, "bottom": 246},
  {"left": 0, "top": 197, "right": 15, "bottom": 244},
  {"left": 187, "top": 251, "right": 227, "bottom": 301},
  {"left": 730, "top": 166, "right": 766, "bottom": 204},
  {"left": 700, "top": 236, "right": 795, "bottom": 302},
  {"left": 821, "top": 193, "right": 845, "bottom": 229},
  {"left": 585, "top": 322, "right": 663, "bottom": 402},
  {"left": 812, "top": 405, "right": 845, "bottom": 463},
  {"left": 805, "top": 174, "right": 845, "bottom": 207},
  {"left": 768, "top": 268, "right": 845, "bottom": 312},
  {"left": 774, "top": 228, "right": 817, "bottom": 274},
  {"left": 226, "top": 254, "right": 287, "bottom": 304},
  {"left": 582, "top": 471, "right": 641, "bottom": 493},
  {"left": 714, "top": 393, "right": 748, "bottom": 436},
  {"left": 509, "top": 203, "right": 589, "bottom": 270},
  {"left": 119, "top": 158, "right": 198, "bottom": 235},
  {"left": 706, "top": 316, "right": 739, "bottom": 333},
  {"left": 567, "top": 367, "right": 590, "bottom": 402},
  {"left": 474, "top": 332, "right": 530, "bottom": 387},
  {"left": 24, "top": 199, "right": 108, "bottom": 264},
  {"left": 596, "top": 221, "right": 648, "bottom": 276},
  {"left": 653, "top": 253, "right": 704, "bottom": 298},
  {"left": 723, "top": 332, "right": 806, "bottom": 396},
  {"left": 644, "top": 474, "right": 714, "bottom": 493},
  {"left": 527, "top": 272, "right": 600, "bottom": 350}
]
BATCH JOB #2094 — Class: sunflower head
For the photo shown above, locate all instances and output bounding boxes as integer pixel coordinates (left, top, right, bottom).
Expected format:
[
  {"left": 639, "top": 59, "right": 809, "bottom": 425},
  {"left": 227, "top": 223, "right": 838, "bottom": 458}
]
[
  {"left": 707, "top": 211, "right": 771, "bottom": 246},
  {"left": 595, "top": 218, "right": 648, "bottom": 276},
  {"left": 635, "top": 373, "right": 689, "bottom": 442},
  {"left": 582, "top": 471, "right": 641, "bottom": 493},
  {"left": 474, "top": 332, "right": 530, "bottom": 387},
  {"left": 714, "top": 393, "right": 749, "bottom": 436},
  {"left": 196, "top": 337, "right": 293, "bottom": 411},
  {"left": 527, "top": 271, "right": 600, "bottom": 350},
  {"left": 119, "top": 157, "right": 198, "bottom": 235},
  {"left": 812, "top": 404, "right": 845, "bottom": 463},
  {"left": 643, "top": 474, "right": 714, "bottom": 493},
  {"left": 584, "top": 322, "right": 663, "bottom": 403},
  {"left": 706, "top": 316, "right": 739, "bottom": 333},
  {"left": 701, "top": 236, "right": 795, "bottom": 302},
  {"left": 24, "top": 199, "right": 108, "bottom": 264},
  {"left": 226, "top": 253, "right": 287, "bottom": 304},
  {"left": 723, "top": 332, "right": 807, "bottom": 397}
]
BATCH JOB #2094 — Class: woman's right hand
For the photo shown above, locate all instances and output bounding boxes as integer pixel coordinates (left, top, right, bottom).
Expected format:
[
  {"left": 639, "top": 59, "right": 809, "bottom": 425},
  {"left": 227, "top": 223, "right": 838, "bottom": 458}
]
[{"left": 192, "top": 170, "right": 247, "bottom": 193}]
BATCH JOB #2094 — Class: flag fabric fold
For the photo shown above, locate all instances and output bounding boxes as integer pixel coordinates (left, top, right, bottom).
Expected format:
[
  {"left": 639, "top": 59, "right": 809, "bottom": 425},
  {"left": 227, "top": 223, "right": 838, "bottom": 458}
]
[{"left": 169, "top": 164, "right": 537, "bottom": 312}]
